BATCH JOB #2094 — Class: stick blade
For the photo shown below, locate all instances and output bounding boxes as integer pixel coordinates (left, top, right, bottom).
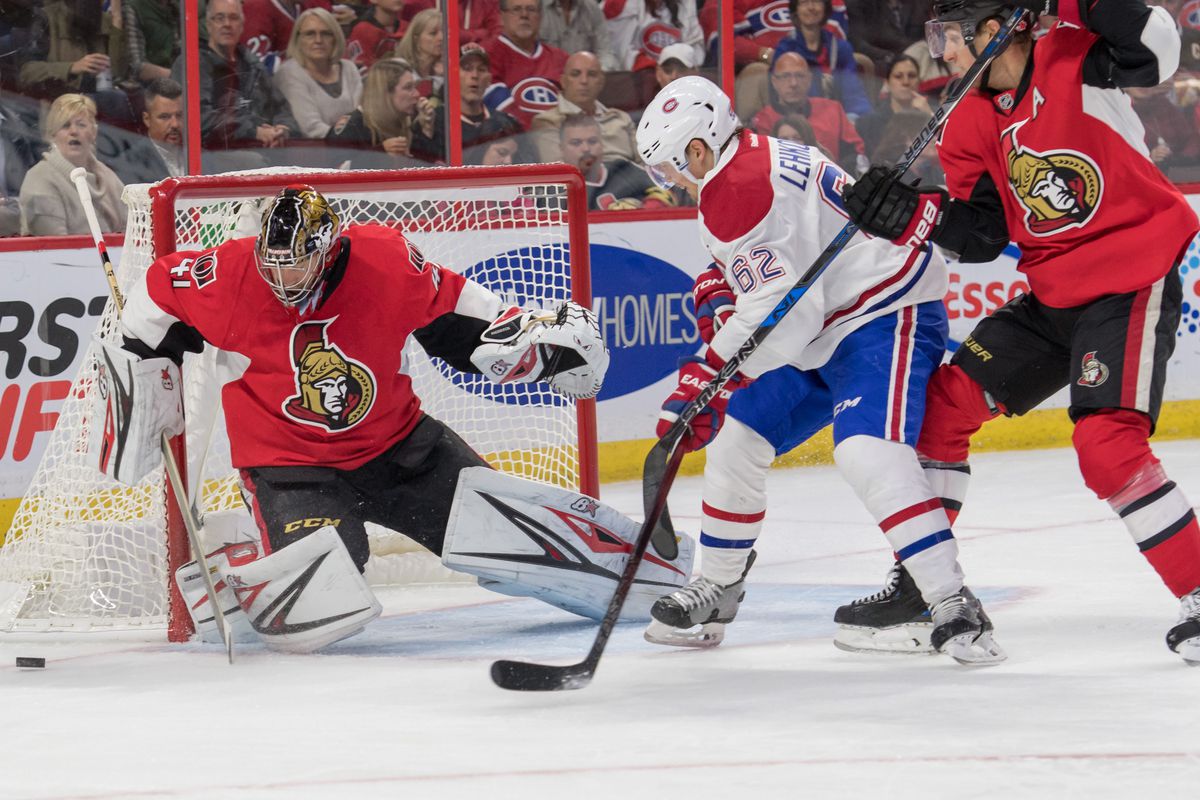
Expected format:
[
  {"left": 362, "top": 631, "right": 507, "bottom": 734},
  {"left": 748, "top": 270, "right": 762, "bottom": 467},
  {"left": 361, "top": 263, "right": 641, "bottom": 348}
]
[{"left": 490, "top": 659, "right": 593, "bottom": 691}]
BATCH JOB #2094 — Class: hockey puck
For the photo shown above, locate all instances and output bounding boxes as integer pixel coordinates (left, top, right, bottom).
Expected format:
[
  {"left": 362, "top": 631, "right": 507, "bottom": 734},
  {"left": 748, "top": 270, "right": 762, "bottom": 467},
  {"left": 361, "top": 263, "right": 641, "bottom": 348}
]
[{"left": 15, "top": 657, "right": 46, "bottom": 669}]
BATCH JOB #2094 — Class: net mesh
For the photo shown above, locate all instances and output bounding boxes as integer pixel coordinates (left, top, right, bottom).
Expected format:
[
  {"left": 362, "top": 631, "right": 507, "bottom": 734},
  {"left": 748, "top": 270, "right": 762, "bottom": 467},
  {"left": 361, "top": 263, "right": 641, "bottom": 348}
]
[{"left": 0, "top": 168, "right": 588, "bottom": 634}]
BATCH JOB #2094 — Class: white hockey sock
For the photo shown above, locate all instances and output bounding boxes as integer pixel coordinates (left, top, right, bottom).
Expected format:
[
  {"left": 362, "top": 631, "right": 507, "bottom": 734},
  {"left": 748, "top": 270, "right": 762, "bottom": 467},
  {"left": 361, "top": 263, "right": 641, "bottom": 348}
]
[
  {"left": 835, "top": 435, "right": 964, "bottom": 605},
  {"left": 920, "top": 457, "right": 971, "bottom": 525},
  {"left": 700, "top": 418, "right": 773, "bottom": 585}
]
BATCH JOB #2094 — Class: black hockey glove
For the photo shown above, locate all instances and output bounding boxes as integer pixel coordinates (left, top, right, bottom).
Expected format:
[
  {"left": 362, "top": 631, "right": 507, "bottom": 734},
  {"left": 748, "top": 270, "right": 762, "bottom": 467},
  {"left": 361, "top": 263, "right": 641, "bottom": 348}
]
[{"left": 842, "top": 165, "right": 948, "bottom": 250}]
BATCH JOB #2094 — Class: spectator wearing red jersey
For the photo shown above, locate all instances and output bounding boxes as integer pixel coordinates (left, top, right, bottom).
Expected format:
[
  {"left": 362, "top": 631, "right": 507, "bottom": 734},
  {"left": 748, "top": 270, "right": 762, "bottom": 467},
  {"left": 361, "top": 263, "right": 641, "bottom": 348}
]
[
  {"left": 751, "top": 51, "right": 865, "bottom": 174},
  {"left": 347, "top": 0, "right": 406, "bottom": 73},
  {"left": 484, "top": 0, "right": 567, "bottom": 128},
  {"left": 460, "top": 0, "right": 503, "bottom": 46},
  {"left": 699, "top": 0, "right": 794, "bottom": 72}
]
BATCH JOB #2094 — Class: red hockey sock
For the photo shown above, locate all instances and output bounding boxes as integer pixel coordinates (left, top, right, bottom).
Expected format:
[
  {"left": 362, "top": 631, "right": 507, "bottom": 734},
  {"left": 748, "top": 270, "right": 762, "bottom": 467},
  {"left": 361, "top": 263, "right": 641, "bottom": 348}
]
[
  {"left": 1075, "top": 410, "right": 1200, "bottom": 597},
  {"left": 917, "top": 365, "right": 998, "bottom": 465}
]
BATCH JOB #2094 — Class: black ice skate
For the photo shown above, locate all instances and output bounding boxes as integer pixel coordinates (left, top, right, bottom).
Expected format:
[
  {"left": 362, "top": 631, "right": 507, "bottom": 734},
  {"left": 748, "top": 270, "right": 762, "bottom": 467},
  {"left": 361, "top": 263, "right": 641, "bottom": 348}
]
[
  {"left": 929, "top": 587, "right": 1006, "bottom": 666},
  {"left": 1166, "top": 587, "right": 1200, "bottom": 666},
  {"left": 644, "top": 551, "right": 757, "bottom": 648},
  {"left": 833, "top": 562, "right": 934, "bottom": 654}
]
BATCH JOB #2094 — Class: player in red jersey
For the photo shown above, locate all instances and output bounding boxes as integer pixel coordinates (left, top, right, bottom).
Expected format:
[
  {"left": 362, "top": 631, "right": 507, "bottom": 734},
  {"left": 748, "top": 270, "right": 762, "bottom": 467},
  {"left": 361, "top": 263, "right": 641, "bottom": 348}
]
[
  {"left": 91, "top": 186, "right": 694, "bottom": 653},
  {"left": 483, "top": 0, "right": 568, "bottom": 128},
  {"left": 840, "top": 0, "right": 1200, "bottom": 665}
]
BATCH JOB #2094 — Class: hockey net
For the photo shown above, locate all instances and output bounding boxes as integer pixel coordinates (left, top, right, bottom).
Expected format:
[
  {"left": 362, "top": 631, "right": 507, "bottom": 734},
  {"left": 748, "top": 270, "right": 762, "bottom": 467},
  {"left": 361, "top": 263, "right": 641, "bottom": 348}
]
[{"left": 0, "top": 165, "right": 596, "bottom": 639}]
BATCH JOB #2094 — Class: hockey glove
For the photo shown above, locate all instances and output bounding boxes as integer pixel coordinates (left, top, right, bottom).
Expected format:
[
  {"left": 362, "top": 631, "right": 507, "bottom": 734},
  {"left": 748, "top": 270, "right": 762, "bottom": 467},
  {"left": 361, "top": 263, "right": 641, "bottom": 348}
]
[
  {"left": 471, "top": 302, "right": 610, "bottom": 399},
  {"left": 842, "top": 165, "right": 947, "bottom": 250},
  {"left": 692, "top": 264, "right": 736, "bottom": 344},
  {"left": 657, "top": 349, "right": 748, "bottom": 452}
]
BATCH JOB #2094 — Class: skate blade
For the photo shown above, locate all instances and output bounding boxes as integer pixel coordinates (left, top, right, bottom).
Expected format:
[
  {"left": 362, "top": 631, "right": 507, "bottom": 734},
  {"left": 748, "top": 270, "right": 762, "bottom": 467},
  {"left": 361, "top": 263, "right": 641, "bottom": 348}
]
[
  {"left": 1176, "top": 637, "right": 1200, "bottom": 666},
  {"left": 644, "top": 619, "right": 725, "bottom": 648},
  {"left": 940, "top": 631, "right": 1007, "bottom": 666},
  {"left": 833, "top": 623, "right": 935, "bottom": 655}
]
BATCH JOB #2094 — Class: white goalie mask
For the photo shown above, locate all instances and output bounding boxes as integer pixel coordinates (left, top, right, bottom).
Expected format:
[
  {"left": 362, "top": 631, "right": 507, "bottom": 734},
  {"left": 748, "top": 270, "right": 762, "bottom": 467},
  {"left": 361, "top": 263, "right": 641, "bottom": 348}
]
[{"left": 636, "top": 76, "right": 739, "bottom": 190}]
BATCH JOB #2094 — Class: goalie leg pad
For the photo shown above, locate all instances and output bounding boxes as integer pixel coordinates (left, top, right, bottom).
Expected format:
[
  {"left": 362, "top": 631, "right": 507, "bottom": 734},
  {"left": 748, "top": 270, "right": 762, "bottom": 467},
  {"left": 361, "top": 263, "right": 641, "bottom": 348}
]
[
  {"left": 442, "top": 467, "right": 695, "bottom": 621},
  {"left": 222, "top": 526, "right": 382, "bottom": 653},
  {"left": 87, "top": 337, "right": 184, "bottom": 485},
  {"left": 175, "top": 541, "right": 261, "bottom": 645}
]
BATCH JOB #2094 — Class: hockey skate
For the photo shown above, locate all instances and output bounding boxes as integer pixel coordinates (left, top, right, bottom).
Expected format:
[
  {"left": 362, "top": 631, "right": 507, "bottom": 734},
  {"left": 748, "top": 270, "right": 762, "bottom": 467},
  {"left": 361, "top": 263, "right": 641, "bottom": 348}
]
[
  {"left": 833, "top": 562, "right": 934, "bottom": 654},
  {"left": 929, "top": 587, "right": 1006, "bottom": 666},
  {"left": 644, "top": 551, "right": 757, "bottom": 648},
  {"left": 1166, "top": 587, "right": 1200, "bottom": 666}
]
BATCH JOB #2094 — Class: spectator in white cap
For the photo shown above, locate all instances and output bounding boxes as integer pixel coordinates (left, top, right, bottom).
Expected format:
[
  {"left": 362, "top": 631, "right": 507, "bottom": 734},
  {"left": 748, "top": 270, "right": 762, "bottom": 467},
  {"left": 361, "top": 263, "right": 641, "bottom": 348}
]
[{"left": 655, "top": 42, "right": 698, "bottom": 89}]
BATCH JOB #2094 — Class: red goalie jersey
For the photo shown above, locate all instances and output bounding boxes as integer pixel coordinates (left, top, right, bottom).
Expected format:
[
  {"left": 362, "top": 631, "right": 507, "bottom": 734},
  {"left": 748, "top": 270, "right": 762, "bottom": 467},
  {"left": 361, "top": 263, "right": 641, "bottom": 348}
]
[{"left": 120, "top": 225, "right": 506, "bottom": 470}]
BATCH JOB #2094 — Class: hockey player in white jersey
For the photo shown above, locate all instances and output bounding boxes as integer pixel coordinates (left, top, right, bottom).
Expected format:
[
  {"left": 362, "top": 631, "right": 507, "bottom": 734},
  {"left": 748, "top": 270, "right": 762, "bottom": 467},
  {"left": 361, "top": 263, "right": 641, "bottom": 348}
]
[{"left": 636, "top": 76, "right": 1004, "bottom": 664}]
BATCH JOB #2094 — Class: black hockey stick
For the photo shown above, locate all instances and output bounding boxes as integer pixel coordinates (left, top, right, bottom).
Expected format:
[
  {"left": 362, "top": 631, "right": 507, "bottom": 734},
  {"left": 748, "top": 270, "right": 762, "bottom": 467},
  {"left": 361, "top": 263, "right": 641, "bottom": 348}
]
[
  {"left": 491, "top": 442, "right": 685, "bottom": 691},
  {"left": 490, "top": 9, "right": 1028, "bottom": 692}
]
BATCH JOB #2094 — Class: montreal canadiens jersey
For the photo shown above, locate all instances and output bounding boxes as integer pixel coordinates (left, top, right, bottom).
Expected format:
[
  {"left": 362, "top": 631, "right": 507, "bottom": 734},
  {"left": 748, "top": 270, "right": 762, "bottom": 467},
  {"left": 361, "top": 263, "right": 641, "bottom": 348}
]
[
  {"left": 120, "top": 224, "right": 506, "bottom": 471},
  {"left": 937, "top": 17, "right": 1199, "bottom": 307},
  {"left": 605, "top": 0, "right": 705, "bottom": 71},
  {"left": 701, "top": 129, "right": 947, "bottom": 376},
  {"left": 483, "top": 36, "right": 568, "bottom": 128}
]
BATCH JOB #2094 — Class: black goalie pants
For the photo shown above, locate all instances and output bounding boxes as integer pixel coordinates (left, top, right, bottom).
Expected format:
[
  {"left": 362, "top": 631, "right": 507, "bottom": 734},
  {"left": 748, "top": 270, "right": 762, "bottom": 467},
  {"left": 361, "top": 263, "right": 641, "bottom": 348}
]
[{"left": 239, "top": 415, "right": 489, "bottom": 571}]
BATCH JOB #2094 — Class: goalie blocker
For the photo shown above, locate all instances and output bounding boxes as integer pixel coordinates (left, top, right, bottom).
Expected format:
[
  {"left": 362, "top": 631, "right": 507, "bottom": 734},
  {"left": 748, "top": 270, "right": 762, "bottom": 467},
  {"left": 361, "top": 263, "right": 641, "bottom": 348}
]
[
  {"left": 177, "top": 468, "right": 695, "bottom": 651},
  {"left": 87, "top": 338, "right": 184, "bottom": 485}
]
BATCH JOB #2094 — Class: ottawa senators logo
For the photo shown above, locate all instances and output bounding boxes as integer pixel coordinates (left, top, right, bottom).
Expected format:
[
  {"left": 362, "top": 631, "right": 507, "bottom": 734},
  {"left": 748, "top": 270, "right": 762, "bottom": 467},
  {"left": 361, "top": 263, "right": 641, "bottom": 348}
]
[
  {"left": 282, "top": 320, "right": 376, "bottom": 431},
  {"left": 1003, "top": 120, "right": 1103, "bottom": 236},
  {"left": 1077, "top": 351, "right": 1110, "bottom": 387}
]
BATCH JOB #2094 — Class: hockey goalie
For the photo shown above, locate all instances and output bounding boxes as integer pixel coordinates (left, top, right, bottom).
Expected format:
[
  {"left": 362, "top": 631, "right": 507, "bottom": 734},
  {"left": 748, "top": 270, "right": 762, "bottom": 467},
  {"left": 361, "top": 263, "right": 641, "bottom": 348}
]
[{"left": 90, "top": 184, "right": 693, "bottom": 653}]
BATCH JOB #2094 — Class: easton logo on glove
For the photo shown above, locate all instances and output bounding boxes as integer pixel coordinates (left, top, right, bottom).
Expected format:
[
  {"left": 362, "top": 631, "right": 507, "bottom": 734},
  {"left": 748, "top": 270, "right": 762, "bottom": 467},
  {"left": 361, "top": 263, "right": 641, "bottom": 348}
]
[{"left": 657, "top": 350, "right": 748, "bottom": 452}]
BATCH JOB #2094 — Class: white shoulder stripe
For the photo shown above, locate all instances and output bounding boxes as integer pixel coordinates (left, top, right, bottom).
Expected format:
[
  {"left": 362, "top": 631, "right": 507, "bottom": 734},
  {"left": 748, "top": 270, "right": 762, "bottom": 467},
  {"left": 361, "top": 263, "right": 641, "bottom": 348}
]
[
  {"left": 1081, "top": 84, "right": 1149, "bottom": 158},
  {"left": 1143, "top": 5, "right": 1181, "bottom": 85},
  {"left": 454, "top": 278, "right": 506, "bottom": 323}
]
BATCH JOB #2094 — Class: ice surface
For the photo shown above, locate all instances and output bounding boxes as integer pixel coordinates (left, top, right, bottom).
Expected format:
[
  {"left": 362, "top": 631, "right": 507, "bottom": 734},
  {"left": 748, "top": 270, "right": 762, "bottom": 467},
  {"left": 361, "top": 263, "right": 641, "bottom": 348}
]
[{"left": 3, "top": 442, "right": 1200, "bottom": 799}]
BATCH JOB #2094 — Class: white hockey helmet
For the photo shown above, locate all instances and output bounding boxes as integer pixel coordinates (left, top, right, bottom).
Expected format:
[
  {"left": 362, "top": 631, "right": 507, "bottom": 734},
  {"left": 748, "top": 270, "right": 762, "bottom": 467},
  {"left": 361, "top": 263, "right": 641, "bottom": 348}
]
[{"left": 636, "top": 76, "right": 739, "bottom": 189}]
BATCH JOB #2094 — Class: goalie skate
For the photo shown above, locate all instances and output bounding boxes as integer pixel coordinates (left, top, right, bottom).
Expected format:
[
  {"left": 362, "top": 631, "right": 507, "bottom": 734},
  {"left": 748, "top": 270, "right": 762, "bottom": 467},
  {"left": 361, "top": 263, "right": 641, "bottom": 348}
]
[
  {"left": 1166, "top": 587, "right": 1200, "bottom": 666},
  {"left": 644, "top": 551, "right": 756, "bottom": 648},
  {"left": 929, "top": 587, "right": 1006, "bottom": 666},
  {"left": 833, "top": 562, "right": 934, "bottom": 655}
]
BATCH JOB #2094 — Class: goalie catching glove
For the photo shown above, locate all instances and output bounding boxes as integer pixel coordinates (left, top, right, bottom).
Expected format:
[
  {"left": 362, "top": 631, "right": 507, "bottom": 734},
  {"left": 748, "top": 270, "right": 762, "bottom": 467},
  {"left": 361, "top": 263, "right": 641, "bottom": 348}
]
[
  {"left": 471, "top": 301, "right": 609, "bottom": 399},
  {"left": 87, "top": 338, "right": 184, "bottom": 485}
]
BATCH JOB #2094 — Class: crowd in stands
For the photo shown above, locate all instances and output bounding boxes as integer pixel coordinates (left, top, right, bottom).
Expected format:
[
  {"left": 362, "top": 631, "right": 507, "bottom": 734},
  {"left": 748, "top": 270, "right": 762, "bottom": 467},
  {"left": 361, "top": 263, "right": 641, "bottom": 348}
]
[{"left": 1, "top": 0, "right": 1200, "bottom": 237}]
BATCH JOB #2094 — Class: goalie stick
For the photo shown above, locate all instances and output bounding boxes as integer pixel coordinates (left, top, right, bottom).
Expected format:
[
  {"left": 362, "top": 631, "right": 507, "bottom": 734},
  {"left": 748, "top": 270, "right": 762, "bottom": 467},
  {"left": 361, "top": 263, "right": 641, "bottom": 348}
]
[
  {"left": 488, "top": 8, "right": 1030, "bottom": 692},
  {"left": 70, "top": 167, "right": 235, "bottom": 664}
]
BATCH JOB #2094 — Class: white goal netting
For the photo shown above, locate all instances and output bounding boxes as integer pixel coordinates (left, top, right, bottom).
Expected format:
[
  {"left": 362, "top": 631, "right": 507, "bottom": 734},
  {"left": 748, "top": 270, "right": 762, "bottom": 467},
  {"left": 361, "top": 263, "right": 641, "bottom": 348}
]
[{"left": 0, "top": 166, "right": 593, "bottom": 637}]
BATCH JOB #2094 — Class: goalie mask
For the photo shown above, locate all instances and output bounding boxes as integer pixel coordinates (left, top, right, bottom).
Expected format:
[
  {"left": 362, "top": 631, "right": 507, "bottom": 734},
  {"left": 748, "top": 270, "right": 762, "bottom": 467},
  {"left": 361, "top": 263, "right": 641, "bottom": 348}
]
[
  {"left": 925, "top": 0, "right": 1021, "bottom": 59},
  {"left": 637, "top": 76, "right": 739, "bottom": 191},
  {"left": 256, "top": 185, "right": 341, "bottom": 308}
]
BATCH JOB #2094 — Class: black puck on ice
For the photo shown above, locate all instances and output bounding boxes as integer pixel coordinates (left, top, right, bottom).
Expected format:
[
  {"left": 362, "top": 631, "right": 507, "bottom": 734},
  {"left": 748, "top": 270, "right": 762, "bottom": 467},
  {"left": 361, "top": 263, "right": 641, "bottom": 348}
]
[{"left": 15, "top": 657, "right": 46, "bottom": 669}]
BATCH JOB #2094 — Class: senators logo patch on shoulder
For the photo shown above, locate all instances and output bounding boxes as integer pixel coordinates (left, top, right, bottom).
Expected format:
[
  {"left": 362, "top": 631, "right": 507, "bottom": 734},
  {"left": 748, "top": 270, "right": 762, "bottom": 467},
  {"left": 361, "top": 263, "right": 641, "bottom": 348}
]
[
  {"left": 282, "top": 319, "right": 376, "bottom": 432},
  {"left": 1002, "top": 119, "right": 1103, "bottom": 237}
]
